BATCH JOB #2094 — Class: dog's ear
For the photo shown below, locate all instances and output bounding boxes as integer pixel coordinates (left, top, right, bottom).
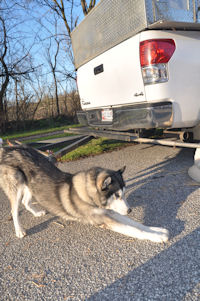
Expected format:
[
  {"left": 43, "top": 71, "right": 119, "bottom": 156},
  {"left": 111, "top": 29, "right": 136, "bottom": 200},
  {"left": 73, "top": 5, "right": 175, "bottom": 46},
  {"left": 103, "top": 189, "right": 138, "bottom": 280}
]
[
  {"left": 118, "top": 166, "right": 126, "bottom": 175},
  {"left": 101, "top": 176, "right": 112, "bottom": 191},
  {"left": 96, "top": 171, "right": 112, "bottom": 191}
]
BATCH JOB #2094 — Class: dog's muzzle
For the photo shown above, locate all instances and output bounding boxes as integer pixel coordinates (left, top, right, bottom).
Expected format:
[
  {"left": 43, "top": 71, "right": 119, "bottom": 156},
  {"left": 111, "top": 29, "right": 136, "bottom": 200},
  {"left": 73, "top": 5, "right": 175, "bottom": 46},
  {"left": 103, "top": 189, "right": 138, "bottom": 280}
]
[{"left": 106, "top": 196, "right": 131, "bottom": 216}]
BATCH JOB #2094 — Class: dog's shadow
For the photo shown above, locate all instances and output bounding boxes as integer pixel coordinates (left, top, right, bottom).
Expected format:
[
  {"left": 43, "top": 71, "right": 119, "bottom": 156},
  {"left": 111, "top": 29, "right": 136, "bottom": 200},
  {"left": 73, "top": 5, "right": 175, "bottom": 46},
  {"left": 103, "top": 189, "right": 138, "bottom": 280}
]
[
  {"left": 125, "top": 146, "right": 197, "bottom": 238},
  {"left": 25, "top": 215, "right": 58, "bottom": 237}
]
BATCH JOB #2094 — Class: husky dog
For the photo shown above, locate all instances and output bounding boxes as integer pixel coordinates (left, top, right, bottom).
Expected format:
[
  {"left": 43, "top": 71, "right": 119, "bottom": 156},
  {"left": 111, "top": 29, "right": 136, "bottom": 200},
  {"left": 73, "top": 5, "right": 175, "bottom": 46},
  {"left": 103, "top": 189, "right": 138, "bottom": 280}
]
[{"left": 0, "top": 146, "right": 169, "bottom": 242}]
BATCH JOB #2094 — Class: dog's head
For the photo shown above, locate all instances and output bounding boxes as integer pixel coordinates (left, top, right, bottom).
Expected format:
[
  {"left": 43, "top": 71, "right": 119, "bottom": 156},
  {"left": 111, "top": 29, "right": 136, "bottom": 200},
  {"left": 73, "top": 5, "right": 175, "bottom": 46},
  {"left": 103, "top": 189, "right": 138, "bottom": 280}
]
[{"left": 94, "top": 166, "right": 131, "bottom": 215}]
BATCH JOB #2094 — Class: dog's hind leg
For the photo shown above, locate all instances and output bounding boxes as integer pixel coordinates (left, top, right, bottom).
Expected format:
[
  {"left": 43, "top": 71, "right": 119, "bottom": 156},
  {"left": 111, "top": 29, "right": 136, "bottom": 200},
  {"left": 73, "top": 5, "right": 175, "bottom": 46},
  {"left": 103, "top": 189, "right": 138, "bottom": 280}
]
[
  {"left": 11, "top": 185, "right": 27, "bottom": 238},
  {"left": 22, "top": 186, "right": 46, "bottom": 217},
  {"left": 0, "top": 165, "right": 27, "bottom": 238}
]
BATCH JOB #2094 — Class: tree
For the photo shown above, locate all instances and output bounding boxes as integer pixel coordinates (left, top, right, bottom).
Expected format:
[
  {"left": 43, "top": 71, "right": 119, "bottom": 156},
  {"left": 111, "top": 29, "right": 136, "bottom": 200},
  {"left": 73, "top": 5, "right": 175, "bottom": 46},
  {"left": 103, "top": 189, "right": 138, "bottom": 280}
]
[
  {"left": 0, "top": 1, "right": 97, "bottom": 133},
  {"left": 35, "top": 1, "right": 97, "bottom": 117},
  {"left": 37, "top": 1, "right": 96, "bottom": 72},
  {"left": 0, "top": 16, "right": 8, "bottom": 132},
  {"left": 40, "top": 1, "right": 96, "bottom": 36},
  {"left": 46, "top": 36, "right": 61, "bottom": 116},
  {"left": 0, "top": 1, "right": 36, "bottom": 133}
]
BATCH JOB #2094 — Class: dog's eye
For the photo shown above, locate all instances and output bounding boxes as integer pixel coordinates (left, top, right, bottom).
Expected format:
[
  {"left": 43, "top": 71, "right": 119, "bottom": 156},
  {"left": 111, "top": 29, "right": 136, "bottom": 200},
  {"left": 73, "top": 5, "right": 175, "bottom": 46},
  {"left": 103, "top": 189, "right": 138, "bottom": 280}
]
[{"left": 115, "top": 192, "right": 120, "bottom": 198}]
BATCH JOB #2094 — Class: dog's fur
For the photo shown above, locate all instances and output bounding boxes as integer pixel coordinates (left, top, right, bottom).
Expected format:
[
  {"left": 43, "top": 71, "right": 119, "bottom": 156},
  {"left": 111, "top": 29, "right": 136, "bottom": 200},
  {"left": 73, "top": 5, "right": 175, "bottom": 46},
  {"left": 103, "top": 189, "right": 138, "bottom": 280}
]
[{"left": 0, "top": 146, "right": 169, "bottom": 242}]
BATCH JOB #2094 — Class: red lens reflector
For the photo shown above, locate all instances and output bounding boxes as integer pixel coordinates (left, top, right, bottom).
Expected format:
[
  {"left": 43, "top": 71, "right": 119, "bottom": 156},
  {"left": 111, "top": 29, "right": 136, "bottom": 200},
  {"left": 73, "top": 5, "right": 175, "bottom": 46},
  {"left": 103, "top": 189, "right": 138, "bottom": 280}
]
[{"left": 140, "top": 39, "right": 176, "bottom": 67}]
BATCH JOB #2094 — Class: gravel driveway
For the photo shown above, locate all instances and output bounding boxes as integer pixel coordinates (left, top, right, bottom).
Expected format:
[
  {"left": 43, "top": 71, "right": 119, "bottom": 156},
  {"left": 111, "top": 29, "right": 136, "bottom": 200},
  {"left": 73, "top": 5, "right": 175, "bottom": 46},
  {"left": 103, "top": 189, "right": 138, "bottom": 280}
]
[{"left": 0, "top": 144, "right": 199, "bottom": 300}]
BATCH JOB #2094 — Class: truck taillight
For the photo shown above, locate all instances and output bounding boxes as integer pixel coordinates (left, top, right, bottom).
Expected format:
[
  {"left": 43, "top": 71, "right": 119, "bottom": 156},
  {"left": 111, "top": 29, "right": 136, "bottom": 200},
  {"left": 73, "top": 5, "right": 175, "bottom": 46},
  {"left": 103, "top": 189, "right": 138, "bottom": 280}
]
[{"left": 140, "top": 39, "right": 176, "bottom": 85}]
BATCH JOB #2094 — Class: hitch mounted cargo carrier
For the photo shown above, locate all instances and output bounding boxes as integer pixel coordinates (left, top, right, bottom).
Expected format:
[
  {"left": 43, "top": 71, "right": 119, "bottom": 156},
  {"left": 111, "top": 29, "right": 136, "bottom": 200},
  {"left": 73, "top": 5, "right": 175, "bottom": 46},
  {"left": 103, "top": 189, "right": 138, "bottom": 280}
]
[{"left": 65, "top": 127, "right": 200, "bottom": 150}]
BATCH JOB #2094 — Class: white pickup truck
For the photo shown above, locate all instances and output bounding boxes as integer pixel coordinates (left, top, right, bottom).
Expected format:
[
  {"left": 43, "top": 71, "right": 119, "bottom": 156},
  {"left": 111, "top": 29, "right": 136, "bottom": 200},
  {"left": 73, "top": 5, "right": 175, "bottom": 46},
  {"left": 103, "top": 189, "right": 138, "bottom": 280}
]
[{"left": 72, "top": 0, "right": 200, "bottom": 140}]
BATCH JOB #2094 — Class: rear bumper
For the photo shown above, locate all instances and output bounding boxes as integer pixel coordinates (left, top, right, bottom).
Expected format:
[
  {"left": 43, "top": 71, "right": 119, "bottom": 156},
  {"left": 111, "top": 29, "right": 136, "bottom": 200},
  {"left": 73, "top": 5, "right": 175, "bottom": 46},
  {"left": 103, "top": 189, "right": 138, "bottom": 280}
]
[{"left": 77, "top": 101, "right": 173, "bottom": 130}]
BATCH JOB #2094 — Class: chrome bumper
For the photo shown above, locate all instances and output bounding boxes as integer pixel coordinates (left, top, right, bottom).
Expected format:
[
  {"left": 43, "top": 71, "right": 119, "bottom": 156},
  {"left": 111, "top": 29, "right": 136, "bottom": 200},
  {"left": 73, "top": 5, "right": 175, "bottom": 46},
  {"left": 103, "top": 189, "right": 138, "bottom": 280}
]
[{"left": 77, "top": 101, "right": 173, "bottom": 130}]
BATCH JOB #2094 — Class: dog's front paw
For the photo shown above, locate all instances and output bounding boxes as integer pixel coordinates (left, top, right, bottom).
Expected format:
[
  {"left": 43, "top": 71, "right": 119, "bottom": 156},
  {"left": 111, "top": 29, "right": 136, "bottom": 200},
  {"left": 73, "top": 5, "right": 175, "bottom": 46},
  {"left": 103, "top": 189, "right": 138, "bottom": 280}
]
[
  {"left": 148, "top": 227, "right": 169, "bottom": 243},
  {"left": 16, "top": 228, "right": 26, "bottom": 238},
  {"left": 34, "top": 210, "right": 46, "bottom": 217}
]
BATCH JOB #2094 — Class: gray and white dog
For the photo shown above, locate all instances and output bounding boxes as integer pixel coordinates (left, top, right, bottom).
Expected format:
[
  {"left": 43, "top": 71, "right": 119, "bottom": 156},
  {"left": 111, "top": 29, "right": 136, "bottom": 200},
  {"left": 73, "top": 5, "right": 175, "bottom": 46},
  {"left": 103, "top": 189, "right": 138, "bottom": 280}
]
[{"left": 0, "top": 146, "right": 169, "bottom": 242}]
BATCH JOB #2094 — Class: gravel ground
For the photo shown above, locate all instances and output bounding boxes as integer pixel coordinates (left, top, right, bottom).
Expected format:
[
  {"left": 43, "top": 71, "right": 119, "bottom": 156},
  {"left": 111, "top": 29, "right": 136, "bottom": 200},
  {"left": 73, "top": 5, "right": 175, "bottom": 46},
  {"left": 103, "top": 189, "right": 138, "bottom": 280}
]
[{"left": 0, "top": 144, "right": 199, "bottom": 300}]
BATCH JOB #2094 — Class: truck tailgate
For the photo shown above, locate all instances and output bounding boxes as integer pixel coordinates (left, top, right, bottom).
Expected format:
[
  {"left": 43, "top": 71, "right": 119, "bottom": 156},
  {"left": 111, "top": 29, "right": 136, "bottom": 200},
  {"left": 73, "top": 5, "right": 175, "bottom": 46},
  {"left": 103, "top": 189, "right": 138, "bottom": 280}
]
[{"left": 77, "top": 33, "right": 146, "bottom": 110}]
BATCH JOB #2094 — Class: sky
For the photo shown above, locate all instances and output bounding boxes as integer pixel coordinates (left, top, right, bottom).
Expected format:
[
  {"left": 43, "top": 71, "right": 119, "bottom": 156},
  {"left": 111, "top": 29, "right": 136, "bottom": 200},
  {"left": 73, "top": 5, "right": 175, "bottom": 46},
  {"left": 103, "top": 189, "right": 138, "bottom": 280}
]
[
  {"left": 3, "top": 1, "right": 100, "bottom": 94},
  {"left": 0, "top": 0, "right": 101, "bottom": 102}
]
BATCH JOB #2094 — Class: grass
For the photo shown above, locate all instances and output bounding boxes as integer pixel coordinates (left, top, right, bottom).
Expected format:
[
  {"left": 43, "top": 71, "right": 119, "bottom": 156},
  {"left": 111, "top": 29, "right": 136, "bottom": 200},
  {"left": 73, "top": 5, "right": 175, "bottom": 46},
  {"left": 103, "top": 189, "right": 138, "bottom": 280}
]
[
  {"left": 59, "top": 137, "right": 130, "bottom": 161},
  {"left": 1, "top": 124, "right": 80, "bottom": 141}
]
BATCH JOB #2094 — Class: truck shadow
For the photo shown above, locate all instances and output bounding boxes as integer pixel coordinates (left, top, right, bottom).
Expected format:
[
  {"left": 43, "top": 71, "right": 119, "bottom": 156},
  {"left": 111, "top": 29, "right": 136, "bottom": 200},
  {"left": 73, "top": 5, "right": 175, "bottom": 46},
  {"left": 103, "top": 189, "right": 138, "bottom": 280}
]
[
  {"left": 87, "top": 147, "right": 200, "bottom": 300},
  {"left": 125, "top": 147, "right": 196, "bottom": 239},
  {"left": 87, "top": 227, "right": 200, "bottom": 300}
]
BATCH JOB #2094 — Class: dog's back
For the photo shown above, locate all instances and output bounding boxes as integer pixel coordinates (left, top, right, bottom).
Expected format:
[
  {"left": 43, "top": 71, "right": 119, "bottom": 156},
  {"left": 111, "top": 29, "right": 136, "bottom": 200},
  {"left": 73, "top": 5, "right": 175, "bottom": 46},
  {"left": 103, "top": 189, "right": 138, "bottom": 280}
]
[
  {"left": 0, "top": 146, "right": 69, "bottom": 180},
  {"left": 0, "top": 145, "right": 73, "bottom": 215}
]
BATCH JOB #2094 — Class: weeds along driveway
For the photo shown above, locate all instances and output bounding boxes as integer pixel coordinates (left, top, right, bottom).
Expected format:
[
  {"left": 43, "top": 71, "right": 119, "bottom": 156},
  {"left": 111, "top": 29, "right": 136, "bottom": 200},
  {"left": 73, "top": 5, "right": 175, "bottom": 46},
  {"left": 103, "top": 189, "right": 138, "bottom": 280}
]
[{"left": 0, "top": 144, "right": 199, "bottom": 300}]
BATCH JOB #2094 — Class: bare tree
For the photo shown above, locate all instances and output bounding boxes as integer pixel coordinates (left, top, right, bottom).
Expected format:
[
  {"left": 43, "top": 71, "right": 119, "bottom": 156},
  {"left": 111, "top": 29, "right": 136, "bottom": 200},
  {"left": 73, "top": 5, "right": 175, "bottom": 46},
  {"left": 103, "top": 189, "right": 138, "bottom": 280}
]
[
  {"left": 33, "top": 0, "right": 97, "bottom": 120},
  {"left": 39, "top": 1, "right": 96, "bottom": 35},
  {"left": 30, "top": 71, "right": 47, "bottom": 121},
  {"left": 45, "top": 19, "right": 61, "bottom": 116},
  {"left": 81, "top": 0, "right": 96, "bottom": 16},
  {"left": 13, "top": 79, "right": 33, "bottom": 129},
  {"left": 37, "top": 0, "right": 96, "bottom": 70},
  {"left": 0, "top": 1, "right": 97, "bottom": 133},
  {"left": 0, "top": 2, "right": 36, "bottom": 133},
  {"left": 0, "top": 16, "right": 8, "bottom": 132}
]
